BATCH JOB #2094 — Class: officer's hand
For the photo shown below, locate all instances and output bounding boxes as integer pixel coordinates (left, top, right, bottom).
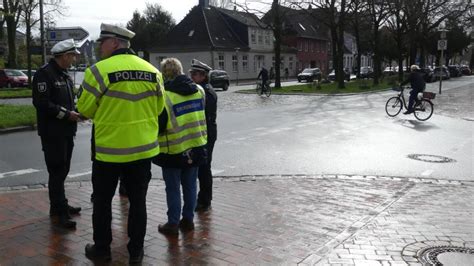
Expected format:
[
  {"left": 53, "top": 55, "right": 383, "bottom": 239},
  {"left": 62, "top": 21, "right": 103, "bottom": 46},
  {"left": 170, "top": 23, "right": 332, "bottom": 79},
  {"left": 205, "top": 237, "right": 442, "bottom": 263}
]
[{"left": 68, "top": 111, "right": 82, "bottom": 122}]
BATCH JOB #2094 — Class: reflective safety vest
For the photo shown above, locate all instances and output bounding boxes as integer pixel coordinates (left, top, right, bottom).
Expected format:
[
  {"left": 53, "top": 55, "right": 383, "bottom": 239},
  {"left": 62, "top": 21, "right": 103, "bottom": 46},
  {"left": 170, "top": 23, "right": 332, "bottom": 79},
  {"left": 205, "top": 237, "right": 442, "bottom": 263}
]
[
  {"left": 77, "top": 53, "right": 165, "bottom": 163},
  {"left": 159, "top": 86, "right": 207, "bottom": 155}
]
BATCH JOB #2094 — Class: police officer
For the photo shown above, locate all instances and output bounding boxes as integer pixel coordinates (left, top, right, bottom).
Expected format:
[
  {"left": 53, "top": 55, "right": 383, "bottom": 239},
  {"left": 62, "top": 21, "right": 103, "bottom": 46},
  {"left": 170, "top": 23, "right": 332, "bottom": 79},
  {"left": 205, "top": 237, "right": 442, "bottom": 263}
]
[
  {"left": 32, "top": 38, "right": 82, "bottom": 229},
  {"left": 189, "top": 59, "right": 217, "bottom": 212},
  {"left": 401, "top": 64, "right": 426, "bottom": 114},
  {"left": 153, "top": 58, "right": 207, "bottom": 235},
  {"left": 77, "top": 23, "right": 165, "bottom": 264}
]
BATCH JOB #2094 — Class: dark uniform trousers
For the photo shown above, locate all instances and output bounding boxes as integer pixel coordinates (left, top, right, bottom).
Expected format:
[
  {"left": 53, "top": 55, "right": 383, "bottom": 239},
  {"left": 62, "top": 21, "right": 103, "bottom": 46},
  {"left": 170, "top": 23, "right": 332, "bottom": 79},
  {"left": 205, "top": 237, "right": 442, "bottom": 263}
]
[
  {"left": 41, "top": 136, "right": 74, "bottom": 213},
  {"left": 91, "top": 158, "right": 152, "bottom": 254},
  {"left": 197, "top": 139, "right": 216, "bottom": 206}
]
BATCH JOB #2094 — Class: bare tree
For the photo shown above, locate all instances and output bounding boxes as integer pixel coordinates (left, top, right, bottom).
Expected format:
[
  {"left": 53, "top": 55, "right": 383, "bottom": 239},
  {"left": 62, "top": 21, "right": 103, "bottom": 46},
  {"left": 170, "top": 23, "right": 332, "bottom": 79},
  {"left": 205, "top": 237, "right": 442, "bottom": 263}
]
[
  {"left": 386, "top": 0, "right": 408, "bottom": 81},
  {"left": 2, "top": 0, "right": 22, "bottom": 68}
]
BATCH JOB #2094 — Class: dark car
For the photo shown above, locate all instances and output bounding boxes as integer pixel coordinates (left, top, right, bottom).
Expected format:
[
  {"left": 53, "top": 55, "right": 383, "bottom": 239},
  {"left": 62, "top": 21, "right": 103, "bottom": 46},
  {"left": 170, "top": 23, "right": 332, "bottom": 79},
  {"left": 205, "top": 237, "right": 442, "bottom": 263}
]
[
  {"left": 297, "top": 68, "right": 322, "bottom": 82},
  {"left": 328, "top": 69, "right": 350, "bottom": 81},
  {"left": 0, "top": 69, "right": 29, "bottom": 88},
  {"left": 447, "top": 65, "right": 462, "bottom": 78},
  {"left": 433, "top": 66, "right": 450, "bottom": 80},
  {"left": 357, "top": 66, "right": 374, "bottom": 79},
  {"left": 209, "top": 70, "right": 230, "bottom": 91},
  {"left": 419, "top": 68, "right": 435, "bottom": 83},
  {"left": 459, "top": 65, "right": 471, "bottom": 75}
]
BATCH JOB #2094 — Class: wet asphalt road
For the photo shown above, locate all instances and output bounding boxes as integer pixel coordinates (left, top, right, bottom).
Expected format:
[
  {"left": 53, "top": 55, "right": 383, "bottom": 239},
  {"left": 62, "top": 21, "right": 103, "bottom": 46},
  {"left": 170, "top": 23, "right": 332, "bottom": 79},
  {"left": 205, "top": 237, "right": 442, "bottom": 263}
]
[{"left": 0, "top": 76, "right": 472, "bottom": 187}]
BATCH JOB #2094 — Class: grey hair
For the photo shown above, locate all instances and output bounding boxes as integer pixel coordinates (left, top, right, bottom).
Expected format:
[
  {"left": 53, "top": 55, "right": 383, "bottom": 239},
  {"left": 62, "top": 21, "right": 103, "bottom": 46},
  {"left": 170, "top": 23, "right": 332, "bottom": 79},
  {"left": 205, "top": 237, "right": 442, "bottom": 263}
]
[
  {"left": 117, "top": 38, "right": 131, "bottom": 48},
  {"left": 160, "top": 58, "right": 184, "bottom": 79}
]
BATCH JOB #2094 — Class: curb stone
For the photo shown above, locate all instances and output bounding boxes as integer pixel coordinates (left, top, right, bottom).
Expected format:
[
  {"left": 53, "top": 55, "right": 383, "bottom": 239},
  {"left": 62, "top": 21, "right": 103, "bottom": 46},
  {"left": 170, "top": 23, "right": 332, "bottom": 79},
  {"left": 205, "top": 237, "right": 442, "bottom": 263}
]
[{"left": 0, "top": 125, "right": 36, "bottom": 135}]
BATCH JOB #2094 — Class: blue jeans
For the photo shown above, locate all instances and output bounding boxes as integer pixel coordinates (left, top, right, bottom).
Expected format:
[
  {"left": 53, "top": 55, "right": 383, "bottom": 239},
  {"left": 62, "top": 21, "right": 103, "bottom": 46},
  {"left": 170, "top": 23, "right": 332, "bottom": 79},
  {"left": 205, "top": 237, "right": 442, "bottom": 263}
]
[{"left": 162, "top": 167, "right": 198, "bottom": 225}]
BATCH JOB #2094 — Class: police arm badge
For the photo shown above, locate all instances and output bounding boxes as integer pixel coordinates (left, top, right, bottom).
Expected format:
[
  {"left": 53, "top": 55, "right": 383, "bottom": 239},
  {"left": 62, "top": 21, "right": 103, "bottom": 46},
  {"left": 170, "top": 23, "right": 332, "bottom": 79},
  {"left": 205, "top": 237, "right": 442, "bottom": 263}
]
[{"left": 37, "top": 82, "right": 47, "bottom": 93}]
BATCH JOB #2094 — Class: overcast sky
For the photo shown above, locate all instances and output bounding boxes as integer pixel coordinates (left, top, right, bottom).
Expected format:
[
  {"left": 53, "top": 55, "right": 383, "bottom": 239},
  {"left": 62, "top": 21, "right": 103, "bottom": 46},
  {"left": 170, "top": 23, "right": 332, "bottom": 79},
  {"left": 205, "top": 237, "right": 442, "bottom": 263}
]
[{"left": 57, "top": 0, "right": 204, "bottom": 40}]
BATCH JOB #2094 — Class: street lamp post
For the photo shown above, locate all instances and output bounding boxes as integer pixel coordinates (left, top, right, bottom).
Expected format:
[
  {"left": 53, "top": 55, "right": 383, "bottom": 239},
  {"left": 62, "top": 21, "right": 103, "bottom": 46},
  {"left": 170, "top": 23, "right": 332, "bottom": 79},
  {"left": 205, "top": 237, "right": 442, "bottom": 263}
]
[
  {"left": 438, "top": 23, "right": 448, "bottom": 95},
  {"left": 40, "top": 0, "right": 46, "bottom": 64}
]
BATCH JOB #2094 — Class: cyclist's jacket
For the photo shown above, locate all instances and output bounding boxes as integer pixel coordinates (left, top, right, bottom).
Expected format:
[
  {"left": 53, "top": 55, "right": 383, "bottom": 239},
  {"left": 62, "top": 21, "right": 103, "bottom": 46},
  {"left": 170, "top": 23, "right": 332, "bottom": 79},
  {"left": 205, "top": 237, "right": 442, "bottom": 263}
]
[
  {"left": 32, "top": 59, "right": 77, "bottom": 137},
  {"left": 77, "top": 48, "right": 165, "bottom": 163},
  {"left": 401, "top": 70, "right": 425, "bottom": 92},
  {"left": 154, "top": 75, "right": 207, "bottom": 168}
]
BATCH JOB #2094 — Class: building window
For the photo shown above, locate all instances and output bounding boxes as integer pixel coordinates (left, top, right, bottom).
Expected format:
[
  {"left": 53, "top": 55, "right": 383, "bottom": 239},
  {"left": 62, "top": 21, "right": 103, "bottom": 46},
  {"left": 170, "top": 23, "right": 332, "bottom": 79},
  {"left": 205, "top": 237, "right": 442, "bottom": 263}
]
[
  {"left": 218, "top": 53, "right": 225, "bottom": 70},
  {"left": 280, "top": 56, "right": 284, "bottom": 69},
  {"left": 298, "top": 41, "right": 302, "bottom": 51},
  {"left": 304, "top": 41, "right": 308, "bottom": 52},
  {"left": 310, "top": 41, "right": 314, "bottom": 52},
  {"left": 251, "top": 30, "right": 256, "bottom": 44},
  {"left": 289, "top": 57, "right": 293, "bottom": 70},
  {"left": 272, "top": 56, "right": 275, "bottom": 68},
  {"left": 258, "top": 31, "right": 263, "bottom": 45},
  {"left": 232, "top": 54, "right": 238, "bottom": 72},
  {"left": 242, "top": 55, "right": 248, "bottom": 72},
  {"left": 265, "top": 35, "right": 270, "bottom": 45}
]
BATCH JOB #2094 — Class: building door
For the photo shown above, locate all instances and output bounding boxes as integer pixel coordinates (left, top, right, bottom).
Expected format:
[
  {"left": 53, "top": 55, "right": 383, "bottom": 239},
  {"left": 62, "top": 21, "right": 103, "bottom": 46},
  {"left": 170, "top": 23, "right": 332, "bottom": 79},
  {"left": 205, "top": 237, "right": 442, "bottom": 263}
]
[{"left": 254, "top": 55, "right": 265, "bottom": 71}]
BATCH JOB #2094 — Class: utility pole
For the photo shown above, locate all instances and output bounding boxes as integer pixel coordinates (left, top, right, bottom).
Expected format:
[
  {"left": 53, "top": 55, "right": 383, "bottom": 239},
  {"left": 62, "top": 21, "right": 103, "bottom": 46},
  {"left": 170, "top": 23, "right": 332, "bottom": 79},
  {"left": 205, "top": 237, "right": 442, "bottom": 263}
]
[{"left": 40, "top": 0, "right": 46, "bottom": 64}]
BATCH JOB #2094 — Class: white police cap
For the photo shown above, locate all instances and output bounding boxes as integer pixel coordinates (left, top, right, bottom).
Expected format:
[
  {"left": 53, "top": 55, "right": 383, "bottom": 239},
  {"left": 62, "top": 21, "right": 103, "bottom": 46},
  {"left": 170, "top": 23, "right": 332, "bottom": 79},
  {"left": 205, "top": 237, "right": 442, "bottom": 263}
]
[
  {"left": 51, "top": 39, "right": 80, "bottom": 55},
  {"left": 97, "top": 23, "right": 135, "bottom": 42},
  {"left": 190, "top": 59, "right": 212, "bottom": 73}
]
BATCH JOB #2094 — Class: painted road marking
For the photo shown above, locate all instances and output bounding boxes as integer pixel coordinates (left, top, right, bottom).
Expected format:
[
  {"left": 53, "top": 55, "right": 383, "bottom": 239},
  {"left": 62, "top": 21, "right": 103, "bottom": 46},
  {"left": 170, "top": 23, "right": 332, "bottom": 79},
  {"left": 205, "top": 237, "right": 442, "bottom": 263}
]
[
  {"left": 68, "top": 170, "right": 92, "bottom": 178},
  {"left": 212, "top": 169, "right": 225, "bottom": 175},
  {"left": 0, "top": 168, "right": 41, "bottom": 179}
]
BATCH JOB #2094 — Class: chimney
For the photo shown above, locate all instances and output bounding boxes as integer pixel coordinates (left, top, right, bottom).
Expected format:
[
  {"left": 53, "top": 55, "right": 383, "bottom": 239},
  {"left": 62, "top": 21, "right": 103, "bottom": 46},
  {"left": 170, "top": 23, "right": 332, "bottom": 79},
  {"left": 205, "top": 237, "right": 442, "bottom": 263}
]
[{"left": 199, "top": 0, "right": 209, "bottom": 8}]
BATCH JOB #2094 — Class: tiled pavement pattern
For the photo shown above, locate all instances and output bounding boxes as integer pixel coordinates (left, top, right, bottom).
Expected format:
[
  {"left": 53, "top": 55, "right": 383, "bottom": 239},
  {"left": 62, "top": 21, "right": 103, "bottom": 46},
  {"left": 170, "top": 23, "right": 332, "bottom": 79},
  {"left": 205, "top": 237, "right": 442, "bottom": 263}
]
[{"left": 0, "top": 175, "right": 472, "bottom": 265}]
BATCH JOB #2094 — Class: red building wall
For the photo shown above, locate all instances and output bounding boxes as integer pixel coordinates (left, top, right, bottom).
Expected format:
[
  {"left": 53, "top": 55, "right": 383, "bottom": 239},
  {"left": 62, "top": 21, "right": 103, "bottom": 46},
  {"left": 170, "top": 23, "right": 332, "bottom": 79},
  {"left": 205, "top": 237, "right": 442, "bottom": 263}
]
[{"left": 283, "top": 36, "right": 329, "bottom": 75}]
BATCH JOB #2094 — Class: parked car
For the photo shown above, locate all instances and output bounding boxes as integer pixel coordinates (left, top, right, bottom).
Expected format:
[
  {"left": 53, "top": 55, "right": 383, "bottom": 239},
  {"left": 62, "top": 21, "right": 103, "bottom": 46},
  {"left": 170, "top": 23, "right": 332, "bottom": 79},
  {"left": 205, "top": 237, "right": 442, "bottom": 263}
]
[
  {"left": 433, "top": 66, "right": 450, "bottom": 80},
  {"left": 357, "top": 66, "right": 373, "bottom": 79},
  {"left": 20, "top": 69, "right": 37, "bottom": 81},
  {"left": 328, "top": 69, "right": 350, "bottom": 81},
  {"left": 419, "top": 68, "right": 435, "bottom": 83},
  {"left": 383, "top": 66, "right": 396, "bottom": 76},
  {"left": 209, "top": 70, "right": 230, "bottom": 91},
  {"left": 0, "top": 69, "right": 29, "bottom": 88},
  {"left": 447, "top": 65, "right": 462, "bottom": 78},
  {"left": 459, "top": 65, "right": 471, "bottom": 75},
  {"left": 297, "top": 68, "right": 322, "bottom": 82}
]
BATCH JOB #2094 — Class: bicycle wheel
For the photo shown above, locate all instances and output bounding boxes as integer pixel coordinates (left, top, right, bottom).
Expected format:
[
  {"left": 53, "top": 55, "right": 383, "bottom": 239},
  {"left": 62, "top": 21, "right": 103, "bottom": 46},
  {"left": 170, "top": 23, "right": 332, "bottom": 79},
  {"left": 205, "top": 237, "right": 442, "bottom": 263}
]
[
  {"left": 256, "top": 83, "right": 263, "bottom": 95},
  {"left": 385, "top": 96, "right": 402, "bottom": 117},
  {"left": 414, "top": 99, "right": 433, "bottom": 121},
  {"left": 264, "top": 84, "right": 272, "bottom": 97}
]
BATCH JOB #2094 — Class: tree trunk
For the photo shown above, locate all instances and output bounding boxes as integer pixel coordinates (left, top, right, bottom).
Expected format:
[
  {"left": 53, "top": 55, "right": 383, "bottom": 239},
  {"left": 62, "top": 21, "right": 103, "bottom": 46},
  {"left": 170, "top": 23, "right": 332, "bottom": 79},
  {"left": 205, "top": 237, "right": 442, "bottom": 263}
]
[
  {"left": 272, "top": 0, "right": 281, "bottom": 88},
  {"left": 26, "top": 21, "right": 33, "bottom": 88},
  {"left": 6, "top": 14, "right": 18, "bottom": 68},
  {"left": 372, "top": 26, "right": 380, "bottom": 85},
  {"left": 336, "top": 0, "right": 346, "bottom": 89}
]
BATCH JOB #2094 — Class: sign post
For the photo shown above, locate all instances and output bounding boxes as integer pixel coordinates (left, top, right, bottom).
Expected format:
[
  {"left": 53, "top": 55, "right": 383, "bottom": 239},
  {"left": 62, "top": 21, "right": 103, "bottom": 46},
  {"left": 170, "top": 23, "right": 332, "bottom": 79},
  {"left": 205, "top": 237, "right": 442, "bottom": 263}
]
[{"left": 437, "top": 39, "right": 447, "bottom": 95}]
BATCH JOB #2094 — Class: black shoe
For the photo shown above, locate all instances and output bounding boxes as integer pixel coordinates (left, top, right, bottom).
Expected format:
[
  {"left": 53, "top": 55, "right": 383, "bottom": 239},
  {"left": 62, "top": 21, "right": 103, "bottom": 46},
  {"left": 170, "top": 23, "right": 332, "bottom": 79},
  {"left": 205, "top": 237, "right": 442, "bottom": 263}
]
[
  {"left": 68, "top": 205, "right": 81, "bottom": 215},
  {"left": 403, "top": 110, "right": 414, "bottom": 115},
  {"left": 56, "top": 215, "right": 76, "bottom": 229},
  {"left": 195, "top": 203, "right": 211, "bottom": 212},
  {"left": 129, "top": 249, "right": 144, "bottom": 265},
  {"left": 85, "top": 243, "right": 111, "bottom": 261},
  {"left": 179, "top": 218, "right": 195, "bottom": 232},
  {"left": 158, "top": 223, "right": 179, "bottom": 236}
]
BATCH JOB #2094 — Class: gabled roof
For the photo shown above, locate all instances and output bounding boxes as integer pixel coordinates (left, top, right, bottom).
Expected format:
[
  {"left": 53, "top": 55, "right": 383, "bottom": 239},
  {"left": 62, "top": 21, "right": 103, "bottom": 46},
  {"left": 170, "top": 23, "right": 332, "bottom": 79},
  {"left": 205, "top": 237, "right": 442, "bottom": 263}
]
[
  {"left": 217, "top": 7, "right": 266, "bottom": 28},
  {"left": 277, "top": 6, "right": 329, "bottom": 41},
  {"left": 151, "top": 6, "right": 249, "bottom": 53}
]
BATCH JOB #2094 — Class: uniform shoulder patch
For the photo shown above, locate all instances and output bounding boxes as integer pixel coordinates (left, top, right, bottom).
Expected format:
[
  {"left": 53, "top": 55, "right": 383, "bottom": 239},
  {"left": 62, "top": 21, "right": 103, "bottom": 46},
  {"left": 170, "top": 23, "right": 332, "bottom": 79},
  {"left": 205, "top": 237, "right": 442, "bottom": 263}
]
[{"left": 37, "top": 82, "right": 47, "bottom": 93}]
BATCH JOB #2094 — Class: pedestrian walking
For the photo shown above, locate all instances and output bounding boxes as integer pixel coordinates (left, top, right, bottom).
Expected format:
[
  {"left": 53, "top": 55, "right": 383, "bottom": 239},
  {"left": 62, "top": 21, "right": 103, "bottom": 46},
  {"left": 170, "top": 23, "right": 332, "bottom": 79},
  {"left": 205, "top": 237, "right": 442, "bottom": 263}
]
[
  {"left": 189, "top": 59, "right": 217, "bottom": 212},
  {"left": 77, "top": 23, "right": 165, "bottom": 264},
  {"left": 32, "top": 38, "right": 82, "bottom": 229},
  {"left": 400, "top": 64, "right": 426, "bottom": 114},
  {"left": 153, "top": 58, "right": 207, "bottom": 236}
]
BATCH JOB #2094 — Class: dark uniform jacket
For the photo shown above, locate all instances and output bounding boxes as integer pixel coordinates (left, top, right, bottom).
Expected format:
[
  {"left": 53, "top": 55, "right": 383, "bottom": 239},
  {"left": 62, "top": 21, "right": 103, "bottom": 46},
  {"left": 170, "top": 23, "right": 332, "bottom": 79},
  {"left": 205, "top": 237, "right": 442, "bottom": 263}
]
[
  {"left": 32, "top": 59, "right": 77, "bottom": 137},
  {"left": 199, "top": 82, "right": 217, "bottom": 143},
  {"left": 401, "top": 71, "right": 426, "bottom": 92}
]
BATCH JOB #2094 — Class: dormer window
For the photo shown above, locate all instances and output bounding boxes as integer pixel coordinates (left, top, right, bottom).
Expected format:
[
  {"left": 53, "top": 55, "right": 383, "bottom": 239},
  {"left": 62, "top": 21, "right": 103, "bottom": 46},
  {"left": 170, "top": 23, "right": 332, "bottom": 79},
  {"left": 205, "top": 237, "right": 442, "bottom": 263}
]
[
  {"left": 299, "top": 23, "right": 306, "bottom": 31},
  {"left": 188, "top": 30, "right": 194, "bottom": 37}
]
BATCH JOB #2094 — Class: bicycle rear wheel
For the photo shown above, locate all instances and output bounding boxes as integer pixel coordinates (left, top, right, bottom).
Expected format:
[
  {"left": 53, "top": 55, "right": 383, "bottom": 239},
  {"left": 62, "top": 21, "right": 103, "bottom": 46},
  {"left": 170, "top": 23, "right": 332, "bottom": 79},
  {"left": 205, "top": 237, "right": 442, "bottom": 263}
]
[
  {"left": 256, "top": 83, "right": 263, "bottom": 95},
  {"left": 385, "top": 96, "right": 402, "bottom": 117},
  {"left": 264, "top": 85, "right": 272, "bottom": 97},
  {"left": 414, "top": 99, "right": 433, "bottom": 121}
]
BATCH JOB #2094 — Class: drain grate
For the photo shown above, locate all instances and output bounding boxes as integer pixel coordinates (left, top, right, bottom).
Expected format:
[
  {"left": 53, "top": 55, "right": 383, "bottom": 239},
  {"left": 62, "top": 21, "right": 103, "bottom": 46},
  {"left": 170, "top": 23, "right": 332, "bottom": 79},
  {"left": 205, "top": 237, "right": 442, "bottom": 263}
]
[
  {"left": 417, "top": 246, "right": 474, "bottom": 265},
  {"left": 407, "top": 154, "right": 456, "bottom": 163}
]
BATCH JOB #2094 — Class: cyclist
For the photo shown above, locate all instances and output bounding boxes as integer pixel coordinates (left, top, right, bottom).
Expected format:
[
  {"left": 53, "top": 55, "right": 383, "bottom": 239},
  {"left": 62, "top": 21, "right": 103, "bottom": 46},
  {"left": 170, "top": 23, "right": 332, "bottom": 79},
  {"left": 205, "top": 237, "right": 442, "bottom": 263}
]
[
  {"left": 400, "top": 64, "right": 425, "bottom": 114},
  {"left": 257, "top": 66, "right": 269, "bottom": 91}
]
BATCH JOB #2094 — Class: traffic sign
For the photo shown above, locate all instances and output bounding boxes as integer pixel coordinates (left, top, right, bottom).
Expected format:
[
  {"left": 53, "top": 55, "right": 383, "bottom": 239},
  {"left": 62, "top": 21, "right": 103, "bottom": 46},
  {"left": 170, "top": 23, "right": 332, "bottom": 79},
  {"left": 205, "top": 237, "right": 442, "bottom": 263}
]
[
  {"left": 46, "top": 27, "right": 89, "bottom": 42},
  {"left": 438, "top": 40, "right": 447, "bottom": 51}
]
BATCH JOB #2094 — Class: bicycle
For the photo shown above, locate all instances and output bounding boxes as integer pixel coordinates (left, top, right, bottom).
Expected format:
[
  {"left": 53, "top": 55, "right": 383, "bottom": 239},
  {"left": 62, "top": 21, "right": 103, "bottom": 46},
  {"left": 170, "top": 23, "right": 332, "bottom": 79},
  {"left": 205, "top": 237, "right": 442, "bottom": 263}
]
[
  {"left": 256, "top": 80, "right": 272, "bottom": 97},
  {"left": 385, "top": 86, "right": 435, "bottom": 121}
]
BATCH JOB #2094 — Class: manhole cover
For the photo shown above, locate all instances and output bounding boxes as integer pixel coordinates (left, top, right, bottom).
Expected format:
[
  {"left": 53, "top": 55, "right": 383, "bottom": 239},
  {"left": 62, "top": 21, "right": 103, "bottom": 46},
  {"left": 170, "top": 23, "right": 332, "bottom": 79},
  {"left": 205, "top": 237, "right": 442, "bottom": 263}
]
[
  {"left": 407, "top": 154, "right": 456, "bottom": 163},
  {"left": 418, "top": 246, "right": 474, "bottom": 266}
]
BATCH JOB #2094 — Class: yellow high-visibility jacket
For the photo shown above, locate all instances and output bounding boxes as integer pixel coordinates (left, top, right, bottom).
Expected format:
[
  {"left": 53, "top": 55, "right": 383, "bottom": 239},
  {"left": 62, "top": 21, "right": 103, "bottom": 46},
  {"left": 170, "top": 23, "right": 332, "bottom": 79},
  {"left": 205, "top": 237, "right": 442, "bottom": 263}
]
[{"left": 77, "top": 49, "right": 164, "bottom": 163}]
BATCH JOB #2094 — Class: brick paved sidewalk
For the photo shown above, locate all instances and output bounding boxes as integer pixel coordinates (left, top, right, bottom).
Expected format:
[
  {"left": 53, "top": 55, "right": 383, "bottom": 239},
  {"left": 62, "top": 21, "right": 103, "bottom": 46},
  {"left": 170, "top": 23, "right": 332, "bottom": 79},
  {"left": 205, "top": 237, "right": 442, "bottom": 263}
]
[{"left": 0, "top": 175, "right": 472, "bottom": 265}]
